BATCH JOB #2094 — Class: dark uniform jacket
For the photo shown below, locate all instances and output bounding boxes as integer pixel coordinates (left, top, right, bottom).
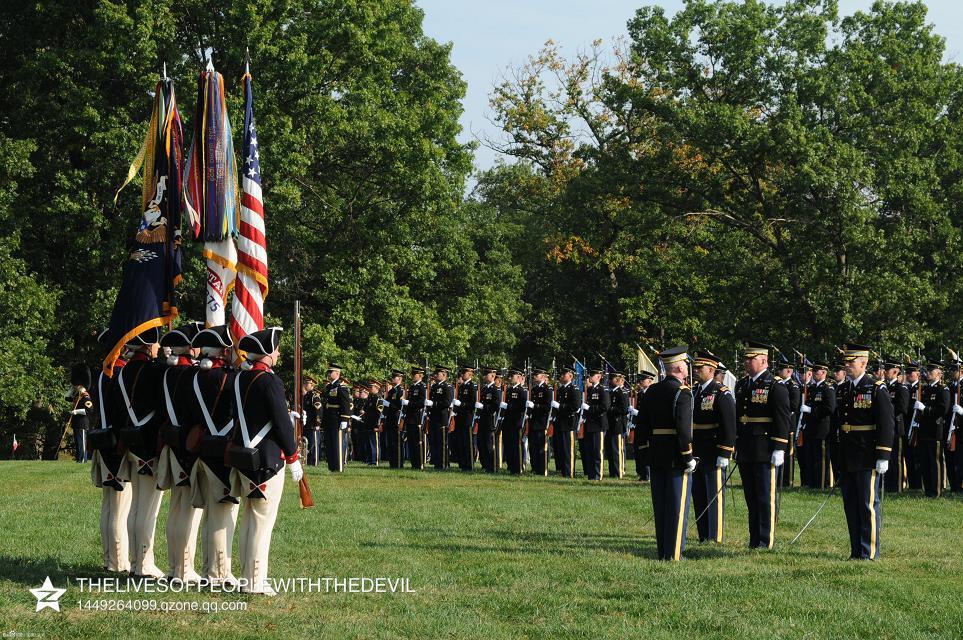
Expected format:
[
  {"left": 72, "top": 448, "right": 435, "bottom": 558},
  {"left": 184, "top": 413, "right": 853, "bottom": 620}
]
[
  {"left": 734, "top": 370, "right": 791, "bottom": 464},
  {"left": 428, "top": 380, "right": 454, "bottom": 428},
  {"left": 406, "top": 380, "right": 427, "bottom": 428},
  {"left": 784, "top": 378, "right": 802, "bottom": 436},
  {"left": 692, "top": 379, "right": 737, "bottom": 462},
  {"left": 359, "top": 394, "right": 383, "bottom": 431},
  {"left": 160, "top": 358, "right": 200, "bottom": 472},
  {"left": 230, "top": 365, "right": 297, "bottom": 482},
  {"left": 303, "top": 389, "right": 322, "bottom": 431},
  {"left": 607, "top": 384, "right": 629, "bottom": 434},
  {"left": 803, "top": 379, "right": 836, "bottom": 440},
  {"left": 72, "top": 389, "right": 94, "bottom": 430},
  {"left": 91, "top": 368, "right": 126, "bottom": 483},
  {"left": 454, "top": 379, "right": 478, "bottom": 427},
  {"left": 583, "top": 382, "right": 610, "bottom": 433},
  {"left": 529, "top": 382, "right": 551, "bottom": 430},
  {"left": 478, "top": 382, "right": 502, "bottom": 432},
  {"left": 321, "top": 379, "right": 352, "bottom": 431},
  {"left": 555, "top": 382, "right": 581, "bottom": 431},
  {"left": 835, "top": 373, "right": 895, "bottom": 472},
  {"left": 917, "top": 380, "right": 950, "bottom": 441},
  {"left": 503, "top": 384, "right": 528, "bottom": 429},
  {"left": 636, "top": 375, "right": 694, "bottom": 470},
  {"left": 384, "top": 384, "right": 405, "bottom": 429},
  {"left": 109, "top": 353, "right": 164, "bottom": 465},
  {"left": 886, "top": 379, "right": 909, "bottom": 437},
  {"left": 191, "top": 363, "right": 236, "bottom": 493}
]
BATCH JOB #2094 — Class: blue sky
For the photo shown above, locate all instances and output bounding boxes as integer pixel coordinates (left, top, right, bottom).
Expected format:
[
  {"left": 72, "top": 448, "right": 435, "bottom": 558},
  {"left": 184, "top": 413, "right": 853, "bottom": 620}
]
[{"left": 418, "top": 1, "right": 963, "bottom": 174}]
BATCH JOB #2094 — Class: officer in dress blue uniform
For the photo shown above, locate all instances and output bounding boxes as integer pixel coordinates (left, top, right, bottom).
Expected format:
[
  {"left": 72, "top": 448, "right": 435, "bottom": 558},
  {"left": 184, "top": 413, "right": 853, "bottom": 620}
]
[
  {"left": 452, "top": 366, "right": 478, "bottom": 471},
  {"left": 799, "top": 360, "right": 837, "bottom": 489},
  {"left": 552, "top": 366, "right": 581, "bottom": 478},
  {"left": 302, "top": 377, "right": 323, "bottom": 466},
  {"left": 835, "top": 344, "right": 895, "bottom": 560},
  {"left": 944, "top": 358, "right": 962, "bottom": 492},
  {"left": 882, "top": 358, "right": 908, "bottom": 493},
  {"left": 690, "top": 350, "right": 736, "bottom": 544},
  {"left": 635, "top": 346, "right": 695, "bottom": 561},
  {"left": 427, "top": 365, "right": 454, "bottom": 469},
  {"left": 912, "top": 360, "right": 950, "bottom": 497},
  {"left": 773, "top": 352, "right": 801, "bottom": 488},
  {"left": 358, "top": 380, "right": 383, "bottom": 465},
  {"left": 580, "top": 368, "right": 609, "bottom": 480},
  {"left": 227, "top": 327, "right": 302, "bottom": 595},
  {"left": 735, "top": 341, "right": 791, "bottom": 549},
  {"left": 476, "top": 367, "right": 502, "bottom": 472},
  {"left": 502, "top": 368, "right": 529, "bottom": 474},
  {"left": 405, "top": 366, "right": 428, "bottom": 469},
  {"left": 383, "top": 370, "right": 406, "bottom": 468},
  {"left": 321, "top": 363, "right": 352, "bottom": 473},
  {"left": 903, "top": 360, "right": 923, "bottom": 490},
  {"left": 605, "top": 372, "right": 630, "bottom": 479},
  {"left": 527, "top": 367, "right": 552, "bottom": 476},
  {"left": 631, "top": 370, "right": 656, "bottom": 481}
]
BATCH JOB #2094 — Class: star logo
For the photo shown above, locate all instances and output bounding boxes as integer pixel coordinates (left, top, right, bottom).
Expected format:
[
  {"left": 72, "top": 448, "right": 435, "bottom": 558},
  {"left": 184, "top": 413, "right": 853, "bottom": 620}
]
[{"left": 30, "top": 576, "right": 66, "bottom": 612}]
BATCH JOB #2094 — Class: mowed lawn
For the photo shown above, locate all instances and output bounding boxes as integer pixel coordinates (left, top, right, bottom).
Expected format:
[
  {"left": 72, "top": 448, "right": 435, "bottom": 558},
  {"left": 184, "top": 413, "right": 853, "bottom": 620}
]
[{"left": 0, "top": 459, "right": 961, "bottom": 639}]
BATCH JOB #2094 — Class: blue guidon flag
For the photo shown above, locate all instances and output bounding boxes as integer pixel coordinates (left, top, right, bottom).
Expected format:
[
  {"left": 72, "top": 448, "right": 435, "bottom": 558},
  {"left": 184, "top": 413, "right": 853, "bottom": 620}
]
[{"left": 103, "top": 77, "right": 184, "bottom": 375}]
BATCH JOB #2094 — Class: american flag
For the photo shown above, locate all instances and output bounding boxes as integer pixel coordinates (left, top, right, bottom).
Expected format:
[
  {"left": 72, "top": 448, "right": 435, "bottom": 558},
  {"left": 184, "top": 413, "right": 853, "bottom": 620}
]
[{"left": 230, "top": 70, "right": 269, "bottom": 343}]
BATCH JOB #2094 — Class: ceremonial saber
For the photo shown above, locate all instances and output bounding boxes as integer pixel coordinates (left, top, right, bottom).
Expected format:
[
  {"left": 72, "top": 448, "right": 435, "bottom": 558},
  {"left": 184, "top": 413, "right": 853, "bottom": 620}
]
[
  {"left": 789, "top": 479, "right": 840, "bottom": 545},
  {"left": 686, "top": 463, "right": 738, "bottom": 534}
]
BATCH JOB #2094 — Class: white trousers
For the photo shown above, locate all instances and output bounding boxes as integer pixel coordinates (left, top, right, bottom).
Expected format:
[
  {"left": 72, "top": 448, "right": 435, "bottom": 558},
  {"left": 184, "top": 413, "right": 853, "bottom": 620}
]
[
  {"left": 126, "top": 453, "right": 165, "bottom": 577},
  {"left": 100, "top": 485, "right": 132, "bottom": 572},
  {"left": 236, "top": 470, "right": 284, "bottom": 593}
]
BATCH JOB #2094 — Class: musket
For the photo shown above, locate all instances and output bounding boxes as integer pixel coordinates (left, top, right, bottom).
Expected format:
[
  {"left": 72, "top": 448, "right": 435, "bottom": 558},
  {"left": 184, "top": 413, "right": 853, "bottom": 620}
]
[
  {"left": 794, "top": 350, "right": 807, "bottom": 448},
  {"left": 946, "top": 346, "right": 959, "bottom": 451},
  {"left": 522, "top": 359, "right": 532, "bottom": 437},
  {"left": 293, "top": 300, "right": 314, "bottom": 509}
]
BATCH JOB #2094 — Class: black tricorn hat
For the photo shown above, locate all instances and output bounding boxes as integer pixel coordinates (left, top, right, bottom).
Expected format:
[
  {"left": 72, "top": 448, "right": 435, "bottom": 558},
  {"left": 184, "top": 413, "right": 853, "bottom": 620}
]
[
  {"left": 126, "top": 326, "right": 160, "bottom": 346},
  {"left": 70, "top": 362, "right": 90, "bottom": 387},
  {"left": 161, "top": 321, "right": 204, "bottom": 348},
  {"left": 239, "top": 327, "right": 283, "bottom": 356},
  {"left": 193, "top": 324, "right": 233, "bottom": 349}
]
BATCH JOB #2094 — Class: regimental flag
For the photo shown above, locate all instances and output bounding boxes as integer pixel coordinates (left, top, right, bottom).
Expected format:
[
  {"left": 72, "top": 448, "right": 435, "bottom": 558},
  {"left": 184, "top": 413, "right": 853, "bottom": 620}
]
[
  {"left": 183, "top": 63, "right": 239, "bottom": 327},
  {"left": 636, "top": 347, "right": 658, "bottom": 380},
  {"left": 230, "top": 69, "right": 269, "bottom": 344},
  {"left": 104, "top": 77, "right": 184, "bottom": 375},
  {"left": 573, "top": 359, "right": 585, "bottom": 392}
]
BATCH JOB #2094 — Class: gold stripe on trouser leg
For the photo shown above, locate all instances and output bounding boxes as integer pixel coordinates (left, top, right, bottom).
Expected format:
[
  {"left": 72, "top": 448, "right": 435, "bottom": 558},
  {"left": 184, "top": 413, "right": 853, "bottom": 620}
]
[
  {"left": 337, "top": 431, "right": 344, "bottom": 471},
  {"left": 868, "top": 470, "right": 877, "bottom": 559},
  {"left": 375, "top": 435, "right": 380, "bottom": 465},
  {"left": 715, "top": 466, "right": 724, "bottom": 543},
  {"left": 569, "top": 433, "right": 575, "bottom": 477},
  {"left": 673, "top": 472, "right": 689, "bottom": 560},
  {"left": 768, "top": 464, "right": 776, "bottom": 549},
  {"left": 598, "top": 436, "right": 604, "bottom": 480},
  {"left": 618, "top": 434, "right": 624, "bottom": 478},
  {"left": 543, "top": 434, "right": 548, "bottom": 476}
]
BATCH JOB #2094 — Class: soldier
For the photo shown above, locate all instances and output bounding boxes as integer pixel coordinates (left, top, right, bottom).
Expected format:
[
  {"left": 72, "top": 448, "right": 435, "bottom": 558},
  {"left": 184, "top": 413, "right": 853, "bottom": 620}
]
[
  {"left": 322, "top": 363, "right": 352, "bottom": 473},
  {"left": 912, "top": 360, "right": 950, "bottom": 497},
  {"left": 836, "top": 344, "right": 895, "bottom": 559},
  {"left": 635, "top": 346, "right": 696, "bottom": 561},
  {"left": 358, "top": 380, "right": 383, "bottom": 465},
  {"left": 188, "top": 325, "right": 239, "bottom": 585},
  {"left": 404, "top": 366, "right": 428, "bottom": 469},
  {"left": 68, "top": 363, "right": 94, "bottom": 463},
  {"left": 881, "top": 358, "right": 909, "bottom": 493},
  {"left": 156, "top": 321, "right": 204, "bottom": 582},
  {"left": 774, "top": 353, "right": 801, "bottom": 488},
  {"left": 690, "top": 350, "right": 736, "bottom": 544},
  {"left": 798, "top": 361, "right": 837, "bottom": 489},
  {"left": 735, "top": 341, "right": 791, "bottom": 550},
  {"left": 452, "top": 366, "right": 478, "bottom": 471},
  {"left": 579, "top": 368, "right": 609, "bottom": 480},
  {"left": 550, "top": 367, "right": 579, "bottom": 478},
  {"left": 109, "top": 326, "right": 165, "bottom": 578},
  {"left": 499, "top": 368, "right": 527, "bottom": 474},
  {"left": 426, "top": 365, "right": 454, "bottom": 469},
  {"left": 383, "top": 370, "right": 406, "bottom": 468},
  {"left": 903, "top": 360, "right": 923, "bottom": 490},
  {"left": 302, "top": 376, "right": 323, "bottom": 467},
  {"left": 227, "top": 327, "right": 301, "bottom": 595},
  {"left": 604, "top": 372, "right": 629, "bottom": 479},
  {"left": 476, "top": 366, "right": 502, "bottom": 472},
  {"left": 944, "top": 358, "right": 962, "bottom": 492},
  {"left": 89, "top": 329, "right": 132, "bottom": 573},
  {"left": 350, "top": 385, "right": 364, "bottom": 461},
  {"left": 631, "top": 370, "right": 656, "bottom": 481},
  {"left": 526, "top": 367, "right": 552, "bottom": 476}
]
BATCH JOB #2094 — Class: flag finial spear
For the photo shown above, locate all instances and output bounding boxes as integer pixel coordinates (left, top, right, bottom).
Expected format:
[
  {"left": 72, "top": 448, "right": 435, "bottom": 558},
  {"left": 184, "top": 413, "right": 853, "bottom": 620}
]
[
  {"left": 162, "top": 62, "right": 167, "bottom": 81},
  {"left": 245, "top": 47, "right": 250, "bottom": 75}
]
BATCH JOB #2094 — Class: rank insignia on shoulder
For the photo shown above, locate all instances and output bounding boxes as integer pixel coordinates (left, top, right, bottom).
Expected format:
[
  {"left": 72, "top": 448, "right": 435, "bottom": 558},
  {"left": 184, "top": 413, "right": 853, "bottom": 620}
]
[
  {"left": 719, "top": 386, "right": 729, "bottom": 393},
  {"left": 773, "top": 375, "right": 783, "bottom": 381}
]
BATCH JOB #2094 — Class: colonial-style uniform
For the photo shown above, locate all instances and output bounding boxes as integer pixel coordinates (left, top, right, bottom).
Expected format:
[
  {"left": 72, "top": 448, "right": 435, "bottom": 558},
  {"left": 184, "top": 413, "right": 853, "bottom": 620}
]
[
  {"left": 89, "top": 329, "right": 132, "bottom": 572},
  {"left": 552, "top": 369, "right": 581, "bottom": 478},
  {"left": 835, "top": 344, "right": 895, "bottom": 560},
  {"left": 605, "top": 375, "right": 629, "bottom": 479},
  {"left": 109, "top": 327, "right": 165, "bottom": 578},
  {"left": 735, "top": 341, "right": 791, "bottom": 549},
  {"left": 452, "top": 369, "right": 478, "bottom": 471},
  {"left": 503, "top": 372, "right": 528, "bottom": 474},
  {"left": 477, "top": 371, "right": 502, "bottom": 472},
  {"left": 188, "top": 325, "right": 239, "bottom": 584},
  {"left": 635, "top": 346, "right": 694, "bottom": 561},
  {"left": 383, "top": 373, "right": 406, "bottom": 468},
  {"left": 322, "top": 364, "right": 352, "bottom": 472},
  {"left": 155, "top": 321, "right": 204, "bottom": 582},
  {"left": 228, "top": 327, "right": 300, "bottom": 595},
  {"left": 799, "top": 363, "right": 837, "bottom": 489},
  {"left": 883, "top": 361, "right": 909, "bottom": 493},
  {"left": 358, "top": 382, "right": 383, "bottom": 465},
  {"left": 690, "top": 351, "right": 736, "bottom": 544},
  {"left": 527, "top": 371, "right": 552, "bottom": 476},
  {"left": 914, "top": 363, "right": 950, "bottom": 497},
  {"left": 405, "top": 369, "right": 428, "bottom": 469},
  {"left": 580, "top": 371, "right": 609, "bottom": 480},
  {"left": 427, "top": 366, "right": 454, "bottom": 469}
]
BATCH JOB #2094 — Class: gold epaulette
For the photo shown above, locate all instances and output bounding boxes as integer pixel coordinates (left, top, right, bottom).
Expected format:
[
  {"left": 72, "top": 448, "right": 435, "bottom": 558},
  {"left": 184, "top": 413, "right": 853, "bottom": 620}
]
[
  {"left": 774, "top": 375, "right": 783, "bottom": 381},
  {"left": 719, "top": 385, "right": 730, "bottom": 393},
  {"left": 679, "top": 384, "right": 691, "bottom": 391}
]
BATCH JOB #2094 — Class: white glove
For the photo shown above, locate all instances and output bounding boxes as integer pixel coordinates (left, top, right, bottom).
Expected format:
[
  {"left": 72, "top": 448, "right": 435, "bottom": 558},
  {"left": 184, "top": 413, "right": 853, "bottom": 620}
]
[
  {"left": 339, "top": 421, "right": 348, "bottom": 430},
  {"left": 453, "top": 399, "right": 462, "bottom": 407},
  {"left": 401, "top": 398, "right": 409, "bottom": 406},
  {"left": 351, "top": 415, "right": 362, "bottom": 422},
  {"left": 684, "top": 459, "right": 697, "bottom": 473},
  {"left": 953, "top": 404, "right": 963, "bottom": 416},
  {"left": 629, "top": 407, "right": 639, "bottom": 416},
  {"left": 581, "top": 402, "right": 590, "bottom": 411},
  {"left": 380, "top": 399, "right": 389, "bottom": 408},
  {"left": 425, "top": 399, "right": 434, "bottom": 407},
  {"left": 550, "top": 400, "right": 560, "bottom": 409},
  {"left": 289, "top": 411, "right": 301, "bottom": 420},
  {"left": 771, "top": 450, "right": 785, "bottom": 467},
  {"left": 875, "top": 459, "right": 889, "bottom": 475},
  {"left": 288, "top": 460, "right": 303, "bottom": 482},
  {"left": 716, "top": 456, "right": 729, "bottom": 469},
  {"left": 499, "top": 402, "right": 508, "bottom": 410},
  {"left": 800, "top": 404, "right": 812, "bottom": 414},
  {"left": 70, "top": 409, "right": 86, "bottom": 415},
  {"left": 914, "top": 400, "right": 926, "bottom": 411},
  {"left": 526, "top": 401, "right": 535, "bottom": 409},
  {"left": 474, "top": 402, "right": 483, "bottom": 409}
]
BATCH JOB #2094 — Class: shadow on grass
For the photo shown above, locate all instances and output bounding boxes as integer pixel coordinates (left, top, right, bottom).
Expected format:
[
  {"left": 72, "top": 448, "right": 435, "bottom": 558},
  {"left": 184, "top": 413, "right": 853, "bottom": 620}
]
[{"left": 0, "top": 554, "right": 107, "bottom": 587}]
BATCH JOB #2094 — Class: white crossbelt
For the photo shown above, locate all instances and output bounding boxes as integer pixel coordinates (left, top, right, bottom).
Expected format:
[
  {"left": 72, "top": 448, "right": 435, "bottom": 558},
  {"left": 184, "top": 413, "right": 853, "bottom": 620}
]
[
  {"left": 117, "top": 367, "right": 155, "bottom": 427},
  {"left": 163, "top": 369, "right": 180, "bottom": 427},
  {"left": 97, "top": 373, "right": 110, "bottom": 429},
  {"left": 233, "top": 374, "right": 272, "bottom": 448},
  {"left": 194, "top": 373, "right": 234, "bottom": 436}
]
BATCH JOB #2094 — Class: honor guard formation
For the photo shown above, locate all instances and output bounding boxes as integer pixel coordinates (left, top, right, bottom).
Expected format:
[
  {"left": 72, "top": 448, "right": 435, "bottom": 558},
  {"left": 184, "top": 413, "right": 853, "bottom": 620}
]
[{"left": 76, "top": 322, "right": 961, "bottom": 573}]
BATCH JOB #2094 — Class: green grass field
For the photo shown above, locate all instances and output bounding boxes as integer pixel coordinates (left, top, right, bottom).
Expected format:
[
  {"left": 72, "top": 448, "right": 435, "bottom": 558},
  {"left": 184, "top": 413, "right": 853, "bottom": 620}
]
[{"left": 0, "top": 459, "right": 961, "bottom": 639}]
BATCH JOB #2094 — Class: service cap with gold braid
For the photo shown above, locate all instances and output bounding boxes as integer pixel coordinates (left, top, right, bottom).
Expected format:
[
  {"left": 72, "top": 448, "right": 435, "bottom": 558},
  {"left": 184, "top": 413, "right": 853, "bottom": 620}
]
[
  {"left": 842, "top": 343, "right": 872, "bottom": 361},
  {"left": 658, "top": 345, "right": 689, "bottom": 365},
  {"left": 742, "top": 340, "right": 770, "bottom": 359},
  {"left": 692, "top": 349, "right": 720, "bottom": 368}
]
